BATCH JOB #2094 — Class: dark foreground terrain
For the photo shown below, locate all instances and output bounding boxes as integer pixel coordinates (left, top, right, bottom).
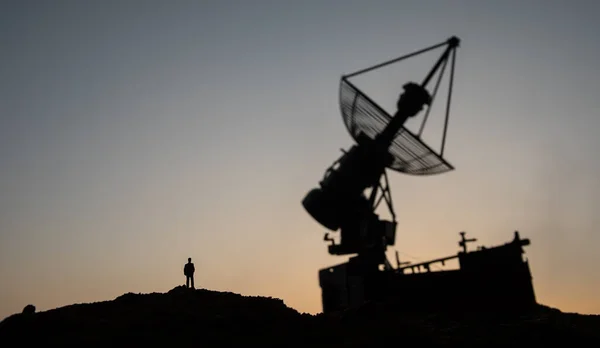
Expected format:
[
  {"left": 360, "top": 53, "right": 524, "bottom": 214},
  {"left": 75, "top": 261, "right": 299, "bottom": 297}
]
[{"left": 1, "top": 286, "right": 599, "bottom": 346}]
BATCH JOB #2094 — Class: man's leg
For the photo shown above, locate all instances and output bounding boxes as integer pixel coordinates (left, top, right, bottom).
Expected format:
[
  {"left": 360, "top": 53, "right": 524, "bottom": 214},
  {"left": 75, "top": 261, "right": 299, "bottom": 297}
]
[
  {"left": 191, "top": 275, "right": 195, "bottom": 289},
  {"left": 186, "top": 276, "right": 190, "bottom": 288}
]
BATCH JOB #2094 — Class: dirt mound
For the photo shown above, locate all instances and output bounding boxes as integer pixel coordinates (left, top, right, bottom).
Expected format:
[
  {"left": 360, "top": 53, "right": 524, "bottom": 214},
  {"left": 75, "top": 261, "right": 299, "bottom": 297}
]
[{"left": 1, "top": 286, "right": 599, "bottom": 346}]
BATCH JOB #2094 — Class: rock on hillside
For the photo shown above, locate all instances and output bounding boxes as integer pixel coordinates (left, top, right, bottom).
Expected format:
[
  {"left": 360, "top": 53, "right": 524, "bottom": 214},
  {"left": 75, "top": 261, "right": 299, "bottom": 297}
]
[{"left": 1, "top": 286, "right": 599, "bottom": 346}]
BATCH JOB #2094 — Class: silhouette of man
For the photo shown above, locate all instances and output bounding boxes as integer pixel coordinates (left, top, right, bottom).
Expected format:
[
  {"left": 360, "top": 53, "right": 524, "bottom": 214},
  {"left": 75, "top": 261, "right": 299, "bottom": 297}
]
[{"left": 184, "top": 257, "right": 195, "bottom": 289}]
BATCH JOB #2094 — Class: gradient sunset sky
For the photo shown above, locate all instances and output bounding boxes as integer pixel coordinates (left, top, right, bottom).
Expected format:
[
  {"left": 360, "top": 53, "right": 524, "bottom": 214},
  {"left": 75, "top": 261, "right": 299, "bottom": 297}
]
[{"left": 2, "top": 0, "right": 600, "bottom": 319}]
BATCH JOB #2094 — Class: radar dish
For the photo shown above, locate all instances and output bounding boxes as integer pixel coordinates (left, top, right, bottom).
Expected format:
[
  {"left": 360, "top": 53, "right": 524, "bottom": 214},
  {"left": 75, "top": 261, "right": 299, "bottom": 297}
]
[{"left": 340, "top": 77, "right": 454, "bottom": 175}]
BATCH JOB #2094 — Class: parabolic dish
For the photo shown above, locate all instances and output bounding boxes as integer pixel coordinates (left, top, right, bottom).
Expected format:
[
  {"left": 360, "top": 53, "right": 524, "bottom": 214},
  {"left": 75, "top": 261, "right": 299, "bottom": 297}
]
[{"left": 339, "top": 77, "right": 454, "bottom": 175}]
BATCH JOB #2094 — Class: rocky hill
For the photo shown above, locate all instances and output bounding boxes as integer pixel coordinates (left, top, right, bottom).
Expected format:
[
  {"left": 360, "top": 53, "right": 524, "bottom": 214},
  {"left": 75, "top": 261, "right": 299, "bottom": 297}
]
[{"left": 1, "top": 286, "right": 599, "bottom": 346}]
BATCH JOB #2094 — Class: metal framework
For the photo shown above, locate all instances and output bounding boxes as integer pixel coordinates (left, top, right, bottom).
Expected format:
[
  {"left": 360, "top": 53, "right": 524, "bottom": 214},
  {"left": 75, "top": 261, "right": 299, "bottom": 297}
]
[
  {"left": 332, "top": 37, "right": 459, "bottom": 263},
  {"left": 305, "top": 36, "right": 461, "bottom": 265},
  {"left": 310, "top": 37, "right": 538, "bottom": 314},
  {"left": 339, "top": 37, "right": 458, "bottom": 175}
]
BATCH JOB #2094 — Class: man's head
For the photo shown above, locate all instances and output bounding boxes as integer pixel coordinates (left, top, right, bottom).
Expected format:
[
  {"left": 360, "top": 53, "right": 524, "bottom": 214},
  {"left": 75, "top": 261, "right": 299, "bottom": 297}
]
[{"left": 188, "top": 257, "right": 192, "bottom": 263}]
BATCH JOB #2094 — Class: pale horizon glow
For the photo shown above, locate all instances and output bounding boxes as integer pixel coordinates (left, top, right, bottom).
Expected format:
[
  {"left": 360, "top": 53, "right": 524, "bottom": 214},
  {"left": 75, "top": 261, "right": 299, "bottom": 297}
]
[{"left": 2, "top": 0, "right": 600, "bottom": 319}]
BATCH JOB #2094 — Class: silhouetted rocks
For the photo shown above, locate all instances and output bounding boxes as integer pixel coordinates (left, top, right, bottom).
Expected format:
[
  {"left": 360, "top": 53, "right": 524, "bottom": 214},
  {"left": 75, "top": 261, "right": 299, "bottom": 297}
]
[
  {"left": 0, "top": 287, "right": 599, "bottom": 346},
  {"left": 21, "top": 304, "right": 35, "bottom": 315}
]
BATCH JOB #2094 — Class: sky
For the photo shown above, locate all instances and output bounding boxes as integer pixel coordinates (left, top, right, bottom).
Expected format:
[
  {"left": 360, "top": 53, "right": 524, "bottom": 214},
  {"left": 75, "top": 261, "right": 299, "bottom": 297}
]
[{"left": 1, "top": 0, "right": 600, "bottom": 319}]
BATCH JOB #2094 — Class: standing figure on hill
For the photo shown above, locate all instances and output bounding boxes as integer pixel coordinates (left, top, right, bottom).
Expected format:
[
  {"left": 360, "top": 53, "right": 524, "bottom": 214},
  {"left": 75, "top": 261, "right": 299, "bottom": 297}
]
[{"left": 184, "top": 257, "right": 195, "bottom": 289}]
